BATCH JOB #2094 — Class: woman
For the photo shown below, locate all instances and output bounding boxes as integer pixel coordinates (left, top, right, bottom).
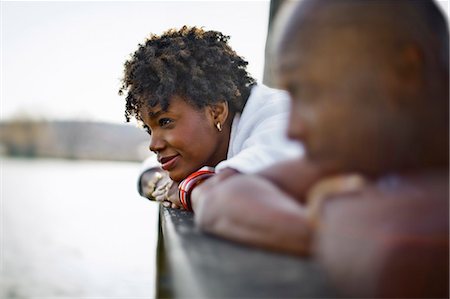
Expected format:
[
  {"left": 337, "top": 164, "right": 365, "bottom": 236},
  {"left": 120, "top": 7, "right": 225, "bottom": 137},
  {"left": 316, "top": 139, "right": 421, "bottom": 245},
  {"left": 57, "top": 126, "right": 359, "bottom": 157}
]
[{"left": 119, "top": 26, "right": 302, "bottom": 209}]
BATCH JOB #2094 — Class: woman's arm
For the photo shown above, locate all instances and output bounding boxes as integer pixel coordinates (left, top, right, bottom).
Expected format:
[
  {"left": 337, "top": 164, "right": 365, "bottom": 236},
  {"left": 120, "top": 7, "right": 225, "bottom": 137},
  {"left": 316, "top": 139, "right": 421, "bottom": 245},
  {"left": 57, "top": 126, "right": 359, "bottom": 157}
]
[
  {"left": 189, "top": 161, "right": 359, "bottom": 255},
  {"left": 192, "top": 174, "right": 313, "bottom": 255}
]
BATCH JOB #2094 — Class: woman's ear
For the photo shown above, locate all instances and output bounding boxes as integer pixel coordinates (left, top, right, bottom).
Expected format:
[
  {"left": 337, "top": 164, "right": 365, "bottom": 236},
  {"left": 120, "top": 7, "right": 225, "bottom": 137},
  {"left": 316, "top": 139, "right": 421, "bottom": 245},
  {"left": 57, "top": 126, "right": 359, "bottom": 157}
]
[{"left": 209, "top": 101, "right": 229, "bottom": 125}]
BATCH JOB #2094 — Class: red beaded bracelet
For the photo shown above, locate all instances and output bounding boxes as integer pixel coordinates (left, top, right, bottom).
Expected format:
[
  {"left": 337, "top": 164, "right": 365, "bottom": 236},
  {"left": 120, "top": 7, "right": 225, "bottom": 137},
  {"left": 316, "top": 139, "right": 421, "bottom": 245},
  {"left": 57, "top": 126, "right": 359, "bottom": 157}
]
[{"left": 178, "top": 167, "right": 215, "bottom": 211}]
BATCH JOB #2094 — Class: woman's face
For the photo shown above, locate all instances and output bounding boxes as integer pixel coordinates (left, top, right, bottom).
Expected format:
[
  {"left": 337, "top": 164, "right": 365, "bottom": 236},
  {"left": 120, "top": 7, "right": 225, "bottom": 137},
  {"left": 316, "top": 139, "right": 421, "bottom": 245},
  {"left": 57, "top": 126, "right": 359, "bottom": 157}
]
[{"left": 140, "top": 95, "right": 228, "bottom": 182}]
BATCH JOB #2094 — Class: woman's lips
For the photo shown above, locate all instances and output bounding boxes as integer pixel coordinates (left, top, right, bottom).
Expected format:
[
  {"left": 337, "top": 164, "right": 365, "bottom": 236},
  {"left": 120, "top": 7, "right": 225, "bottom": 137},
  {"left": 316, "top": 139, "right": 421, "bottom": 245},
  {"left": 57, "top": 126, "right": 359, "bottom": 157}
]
[{"left": 160, "top": 155, "right": 180, "bottom": 171}]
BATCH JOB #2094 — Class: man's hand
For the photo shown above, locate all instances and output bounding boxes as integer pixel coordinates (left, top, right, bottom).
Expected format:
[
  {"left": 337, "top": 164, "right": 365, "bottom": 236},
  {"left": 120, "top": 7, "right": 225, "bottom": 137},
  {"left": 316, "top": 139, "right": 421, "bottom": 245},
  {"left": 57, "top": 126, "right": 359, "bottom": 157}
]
[
  {"left": 257, "top": 157, "right": 338, "bottom": 203},
  {"left": 306, "top": 174, "right": 368, "bottom": 228}
]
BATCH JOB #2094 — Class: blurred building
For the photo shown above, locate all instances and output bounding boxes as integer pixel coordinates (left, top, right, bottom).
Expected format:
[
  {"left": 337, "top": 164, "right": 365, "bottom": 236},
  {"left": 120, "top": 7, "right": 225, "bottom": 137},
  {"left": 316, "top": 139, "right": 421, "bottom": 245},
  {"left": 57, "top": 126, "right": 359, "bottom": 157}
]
[{"left": 0, "top": 120, "right": 151, "bottom": 162}]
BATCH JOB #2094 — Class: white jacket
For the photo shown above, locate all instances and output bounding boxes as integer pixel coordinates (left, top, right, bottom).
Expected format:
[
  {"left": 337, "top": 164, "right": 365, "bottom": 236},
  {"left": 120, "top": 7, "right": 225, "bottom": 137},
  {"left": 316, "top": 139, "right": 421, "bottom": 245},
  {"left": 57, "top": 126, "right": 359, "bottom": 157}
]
[{"left": 215, "top": 84, "right": 302, "bottom": 172}]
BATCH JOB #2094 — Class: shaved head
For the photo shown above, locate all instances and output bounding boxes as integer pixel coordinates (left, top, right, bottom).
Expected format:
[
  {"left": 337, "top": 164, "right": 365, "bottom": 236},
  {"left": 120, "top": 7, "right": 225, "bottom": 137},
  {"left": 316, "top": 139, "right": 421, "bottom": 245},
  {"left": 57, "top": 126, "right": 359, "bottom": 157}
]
[
  {"left": 277, "top": 0, "right": 448, "bottom": 87},
  {"left": 275, "top": 0, "right": 449, "bottom": 174},
  {"left": 281, "top": 2, "right": 446, "bottom": 45}
]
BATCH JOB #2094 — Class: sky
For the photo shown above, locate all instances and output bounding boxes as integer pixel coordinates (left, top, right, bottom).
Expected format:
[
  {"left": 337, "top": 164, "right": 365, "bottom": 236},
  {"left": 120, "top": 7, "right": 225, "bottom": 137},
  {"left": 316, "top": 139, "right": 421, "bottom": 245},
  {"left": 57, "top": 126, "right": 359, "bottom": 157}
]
[
  {"left": 1, "top": 0, "right": 449, "bottom": 124},
  {"left": 1, "top": 1, "right": 270, "bottom": 124}
]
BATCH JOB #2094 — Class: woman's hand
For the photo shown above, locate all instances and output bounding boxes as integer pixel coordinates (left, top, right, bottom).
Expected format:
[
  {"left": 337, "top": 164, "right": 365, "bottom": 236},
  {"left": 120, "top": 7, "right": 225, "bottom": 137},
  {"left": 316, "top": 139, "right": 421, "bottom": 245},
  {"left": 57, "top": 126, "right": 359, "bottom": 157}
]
[
  {"left": 141, "top": 169, "right": 163, "bottom": 199},
  {"left": 152, "top": 173, "right": 182, "bottom": 209}
]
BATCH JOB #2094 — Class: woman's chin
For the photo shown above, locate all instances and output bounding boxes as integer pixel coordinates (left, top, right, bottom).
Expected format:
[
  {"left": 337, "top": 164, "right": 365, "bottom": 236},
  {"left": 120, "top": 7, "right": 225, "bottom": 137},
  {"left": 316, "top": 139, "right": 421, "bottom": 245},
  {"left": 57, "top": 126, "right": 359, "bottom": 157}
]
[
  {"left": 169, "top": 165, "right": 202, "bottom": 182},
  {"left": 168, "top": 170, "right": 187, "bottom": 183}
]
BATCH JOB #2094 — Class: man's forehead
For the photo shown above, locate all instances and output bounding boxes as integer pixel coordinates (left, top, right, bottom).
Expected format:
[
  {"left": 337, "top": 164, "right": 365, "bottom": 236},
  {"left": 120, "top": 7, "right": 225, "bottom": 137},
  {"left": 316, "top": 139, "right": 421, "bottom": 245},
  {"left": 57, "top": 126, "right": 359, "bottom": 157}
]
[
  {"left": 277, "top": 51, "right": 303, "bottom": 74},
  {"left": 275, "top": 60, "right": 309, "bottom": 95},
  {"left": 275, "top": 30, "right": 324, "bottom": 80},
  {"left": 276, "top": 19, "right": 374, "bottom": 75}
]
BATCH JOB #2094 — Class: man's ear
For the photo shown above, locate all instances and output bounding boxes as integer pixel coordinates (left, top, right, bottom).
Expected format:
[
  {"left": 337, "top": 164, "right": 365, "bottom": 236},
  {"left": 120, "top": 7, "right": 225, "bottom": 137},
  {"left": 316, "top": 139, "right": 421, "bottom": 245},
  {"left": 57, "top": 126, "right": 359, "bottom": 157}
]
[
  {"left": 208, "top": 101, "right": 229, "bottom": 124},
  {"left": 397, "top": 44, "right": 424, "bottom": 85},
  {"left": 386, "top": 44, "right": 425, "bottom": 110}
]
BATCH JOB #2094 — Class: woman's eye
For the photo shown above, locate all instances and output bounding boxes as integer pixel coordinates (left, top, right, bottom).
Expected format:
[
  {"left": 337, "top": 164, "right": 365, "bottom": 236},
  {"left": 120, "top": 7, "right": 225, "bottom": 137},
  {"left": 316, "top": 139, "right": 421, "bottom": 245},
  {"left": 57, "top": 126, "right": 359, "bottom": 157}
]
[{"left": 159, "top": 118, "right": 173, "bottom": 127}]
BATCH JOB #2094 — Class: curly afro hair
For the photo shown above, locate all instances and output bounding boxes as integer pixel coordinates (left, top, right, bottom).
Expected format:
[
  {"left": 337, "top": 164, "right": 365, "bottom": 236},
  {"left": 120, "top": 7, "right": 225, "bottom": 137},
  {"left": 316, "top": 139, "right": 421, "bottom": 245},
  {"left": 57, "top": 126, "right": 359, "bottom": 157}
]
[{"left": 119, "top": 26, "right": 256, "bottom": 123}]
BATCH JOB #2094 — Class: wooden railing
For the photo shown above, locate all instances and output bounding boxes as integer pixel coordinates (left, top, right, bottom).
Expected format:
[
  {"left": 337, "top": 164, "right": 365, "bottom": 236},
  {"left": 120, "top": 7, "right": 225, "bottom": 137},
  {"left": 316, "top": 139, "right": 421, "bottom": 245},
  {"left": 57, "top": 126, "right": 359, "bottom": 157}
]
[{"left": 156, "top": 206, "right": 337, "bottom": 298}]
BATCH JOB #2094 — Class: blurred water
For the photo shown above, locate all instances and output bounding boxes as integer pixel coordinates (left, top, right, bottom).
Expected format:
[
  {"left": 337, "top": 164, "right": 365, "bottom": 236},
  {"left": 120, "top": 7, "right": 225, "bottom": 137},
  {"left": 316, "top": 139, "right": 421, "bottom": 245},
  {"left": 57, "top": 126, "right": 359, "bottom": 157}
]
[{"left": 1, "top": 157, "right": 159, "bottom": 299}]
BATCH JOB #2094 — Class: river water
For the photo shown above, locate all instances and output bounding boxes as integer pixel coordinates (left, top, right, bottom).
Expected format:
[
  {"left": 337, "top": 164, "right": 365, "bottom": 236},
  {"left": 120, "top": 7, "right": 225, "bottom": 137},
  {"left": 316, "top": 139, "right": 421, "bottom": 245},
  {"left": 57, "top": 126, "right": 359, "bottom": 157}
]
[{"left": 1, "top": 157, "right": 159, "bottom": 298}]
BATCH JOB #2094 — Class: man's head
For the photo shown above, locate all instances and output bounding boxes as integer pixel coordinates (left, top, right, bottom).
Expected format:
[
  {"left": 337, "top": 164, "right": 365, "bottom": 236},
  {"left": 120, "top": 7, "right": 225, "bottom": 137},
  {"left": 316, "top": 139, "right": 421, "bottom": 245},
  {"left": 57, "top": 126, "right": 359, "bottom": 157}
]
[{"left": 276, "top": 0, "right": 449, "bottom": 175}]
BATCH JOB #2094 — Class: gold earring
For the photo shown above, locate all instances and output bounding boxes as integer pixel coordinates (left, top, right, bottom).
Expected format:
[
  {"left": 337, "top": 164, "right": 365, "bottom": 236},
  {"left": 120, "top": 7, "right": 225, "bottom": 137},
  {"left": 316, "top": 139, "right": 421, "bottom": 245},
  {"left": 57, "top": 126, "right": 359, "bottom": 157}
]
[{"left": 216, "top": 122, "right": 222, "bottom": 132}]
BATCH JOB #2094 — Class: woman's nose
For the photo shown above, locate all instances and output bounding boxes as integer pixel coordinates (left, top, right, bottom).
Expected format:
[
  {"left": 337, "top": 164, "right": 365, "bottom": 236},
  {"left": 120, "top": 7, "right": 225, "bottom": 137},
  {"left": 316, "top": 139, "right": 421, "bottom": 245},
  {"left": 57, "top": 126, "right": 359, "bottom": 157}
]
[{"left": 149, "top": 133, "right": 165, "bottom": 153}]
